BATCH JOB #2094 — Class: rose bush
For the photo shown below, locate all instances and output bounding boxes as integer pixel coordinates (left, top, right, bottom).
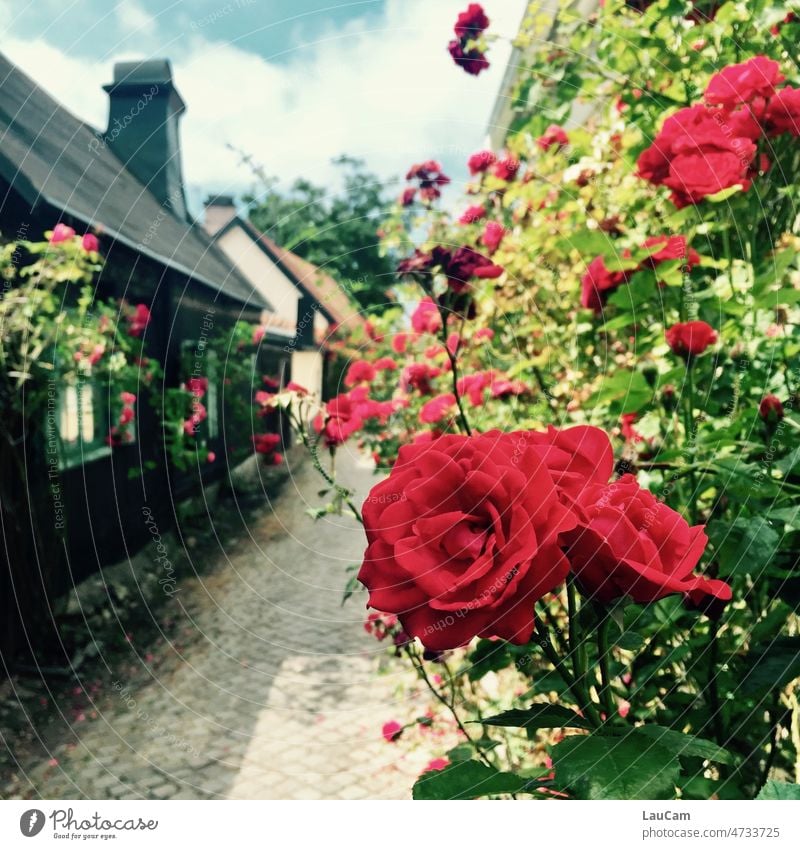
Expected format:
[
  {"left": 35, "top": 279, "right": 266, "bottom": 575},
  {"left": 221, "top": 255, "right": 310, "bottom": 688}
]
[{"left": 280, "top": 0, "right": 800, "bottom": 801}]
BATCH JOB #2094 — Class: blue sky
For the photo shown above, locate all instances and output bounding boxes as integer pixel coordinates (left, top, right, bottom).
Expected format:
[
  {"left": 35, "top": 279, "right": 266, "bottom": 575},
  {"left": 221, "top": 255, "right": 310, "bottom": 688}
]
[{"left": 0, "top": 0, "right": 528, "bottom": 213}]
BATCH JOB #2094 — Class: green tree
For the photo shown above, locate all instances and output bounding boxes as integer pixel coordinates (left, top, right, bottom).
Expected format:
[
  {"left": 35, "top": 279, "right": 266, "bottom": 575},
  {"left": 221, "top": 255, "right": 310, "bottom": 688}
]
[{"left": 241, "top": 154, "right": 396, "bottom": 312}]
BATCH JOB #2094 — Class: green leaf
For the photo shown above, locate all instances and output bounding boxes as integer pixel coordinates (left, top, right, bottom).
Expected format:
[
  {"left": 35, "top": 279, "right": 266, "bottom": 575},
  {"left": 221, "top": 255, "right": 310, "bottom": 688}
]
[
  {"left": 705, "top": 185, "right": 743, "bottom": 203},
  {"left": 757, "top": 781, "right": 800, "bottom": 800},
  {"left": 615, "top": 631, "right": 645, "bottom": 651},
  {"left": 630, "top": 727, "right": 735, "bottom": 765},
  {"left": 479, "top": 704, "right": 590, "bottom": 730},
  {"left": 707, "top": 518, "right": 781, "bottom": 577},
  {"left": 551, "top": 734, "right": 679, "bottom": 800},
  {"left": 411, "top": 760, "right": 529, "bottom": 800},
  {"left": 739, "top": 636, "right": 800, "bottom": 694}
]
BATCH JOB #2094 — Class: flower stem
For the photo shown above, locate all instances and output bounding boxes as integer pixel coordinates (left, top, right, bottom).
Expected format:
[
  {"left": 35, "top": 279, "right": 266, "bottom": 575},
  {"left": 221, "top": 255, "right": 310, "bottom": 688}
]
[
  {"left": 597, "top": 614, "right": 614, "bottom": 719},
  {"left": 439, "top": 309, "right": 472, "bottom": 436}
]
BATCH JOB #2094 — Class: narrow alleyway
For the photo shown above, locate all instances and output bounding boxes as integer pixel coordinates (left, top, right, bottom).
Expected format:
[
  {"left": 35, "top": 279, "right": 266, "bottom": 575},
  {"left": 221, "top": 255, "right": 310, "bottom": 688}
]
[{"left": 1, "top": 449, "right": 432, "bottom": 800}]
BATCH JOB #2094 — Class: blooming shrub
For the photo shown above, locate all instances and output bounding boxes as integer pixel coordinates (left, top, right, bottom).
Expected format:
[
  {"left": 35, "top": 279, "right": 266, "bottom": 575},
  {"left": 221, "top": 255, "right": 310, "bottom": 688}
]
[{"left": 280, "top": 0, "right": 800, "bottom": 801}]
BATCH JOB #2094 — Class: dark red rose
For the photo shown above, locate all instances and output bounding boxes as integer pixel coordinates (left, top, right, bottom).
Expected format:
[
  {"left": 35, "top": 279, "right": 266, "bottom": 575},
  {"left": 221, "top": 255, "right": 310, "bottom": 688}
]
[
  {"left": 468, "top": 150, "right": 496, "bottom": 174},
  {"left": 405, "top": 161, "right": 450, "bottom": 201},
  {"left": 581, "top": 255, "right": 628, "bottom": 313},
  {"left": 432, "top": 246, "right": 503, "bottom": 293},
  {"left": 313, "top": 393, "right": 363, "bottom": 447},
  {"left": 759, "top": 394, "right": 784, "bottom": 424},
  {"left": 400, "top": 187, "right": 416, "bottom": 206},
  {"left": 665, "top": 320, "right": 718, "bottom": 357},
  {"left": 564, "top": 474, "right": 731, "bottom": 608},
  {"left": 454, "top": 3, "right": 489, "bottom": 39},
  {"left": 705, "top": 56, "right": 784, "bottom": 108},
  {"left": 359, "top": 427, "right": 615, "bottom": 650},
  {"left": 448, "top": 40, "right": 489, "bottom": 76},
  {"left": 637, "top": 105, "right": 756, "bottom": 207},
  {"left": 765, "top": 86, "right": 800, "bottom": 136},
  {"left": 397, "top": 249, "right": 435, "bottom": 280},
  {"left": 537, "top": 124, "right": 569, "bottom": 151}
]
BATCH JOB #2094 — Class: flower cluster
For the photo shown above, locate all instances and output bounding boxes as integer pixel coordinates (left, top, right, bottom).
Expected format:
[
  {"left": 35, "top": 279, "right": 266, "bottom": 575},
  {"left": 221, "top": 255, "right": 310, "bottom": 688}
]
[
  {"left": 638, "top": 56, "right": 798, "bottom": 207},
  {"left": 402, "top": 160, "right": 451, "bottom": 205},
  {"left": 448, "top": 4, "right": 490, "bottom": 76},
  {"left": 359, "top": 427, "right": 730, "bottom": 650}
]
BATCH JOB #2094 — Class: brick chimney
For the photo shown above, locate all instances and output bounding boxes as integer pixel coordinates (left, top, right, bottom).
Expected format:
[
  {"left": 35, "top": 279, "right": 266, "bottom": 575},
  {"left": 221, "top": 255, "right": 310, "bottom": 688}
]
[{"left": 103, "top": 59, "right": 189, "bottom": 221}]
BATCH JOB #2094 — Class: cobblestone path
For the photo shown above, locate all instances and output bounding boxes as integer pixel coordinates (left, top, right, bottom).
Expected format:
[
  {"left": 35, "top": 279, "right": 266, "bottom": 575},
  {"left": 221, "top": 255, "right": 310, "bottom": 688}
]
[{"left": 2, "top": 449, "right": 433, "bottom": 800}]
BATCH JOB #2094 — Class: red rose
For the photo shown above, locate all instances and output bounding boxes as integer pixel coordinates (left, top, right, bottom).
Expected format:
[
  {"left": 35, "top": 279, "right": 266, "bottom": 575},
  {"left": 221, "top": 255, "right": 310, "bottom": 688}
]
[
  {"left": 493, "top": 156, "right": 520, "bottom": 181},
  {"left": 665, "top": 320, "right": 718, "bottom": 357},
  {"left": 401, "top": 362, "right": 436, "bottom": 395},
  {"left": 563, "top": 474, "right": 731, "bottom": 608},
  {"left": 405, "top": 161, "right": 450, "bottom": 201},
  {"left": 537, "top": 124, "right": 569, "bottom": 151},
  {"left": 400, "top": 187, "right": 416, "bottom": 206},
  {"left": 468, "top": 150, "right": 496, "bottom": 174},
  {"left": 481, "top": 220, "right": 505, "bottom": 254},
  {"left": 344, "top": 360, "right": 376, "bottom": 387},
  {"left": 705, "top": 56, "right": 784, "bottom": 108},
  {"left": 637, "top": 105, "right": 756, "bottom": 207},
  {"left": 49, "top": 223, "right": 76, "bottom": 244},
  {"left": 313, "top": 393, "right": 363, "bottom": 447},
  {"left": 126, "top": 303, "right": 151, "bottom": 337},
  {"left": 641, "top": 235, "right": 700, "bottom": 268},
  {"left": 581, "top": 255, "right": 628, "bottom": 313},
  {"left": 764, "top": 86, "right": 800, "bottom": 136},
  {"left": 419, "top": 393, "right": 456, "bottom": 424},
  {"left": 759, "top": 394, "right": 784, "bottom": 424},
  {"left": 358, "top": 427, "right": 612, "bottom": 650},
  {"left": 411, "top": 297, "right": 442, "bottom": 334}
]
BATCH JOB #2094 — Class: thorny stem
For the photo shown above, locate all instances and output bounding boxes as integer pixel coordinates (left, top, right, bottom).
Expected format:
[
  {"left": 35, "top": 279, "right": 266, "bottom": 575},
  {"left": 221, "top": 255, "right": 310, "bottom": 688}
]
[
  {"left": 705, "top": 619, "right": 725, "bottom": 745},
  {"left": 293, "top": 412, "right": 364, "bottom": 525},
  {"left": 439, "top": 308, "right": 472, "bottom": 436},
  {"left": 404, "top": 645, "right": 495, "bottom": 769}
]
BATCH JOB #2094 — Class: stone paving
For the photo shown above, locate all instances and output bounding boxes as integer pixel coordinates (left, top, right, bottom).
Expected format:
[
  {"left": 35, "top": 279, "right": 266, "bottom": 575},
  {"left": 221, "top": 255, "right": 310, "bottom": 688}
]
[{"left": 1, "top": 447, "right": 437, "bottom": 799}]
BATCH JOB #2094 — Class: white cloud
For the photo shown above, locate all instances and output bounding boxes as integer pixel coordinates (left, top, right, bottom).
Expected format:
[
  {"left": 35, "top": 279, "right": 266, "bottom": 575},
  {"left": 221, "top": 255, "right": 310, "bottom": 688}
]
[
  {"left": 115, "top": 0, "right": 156, "bottom": 37},
  {"left": 1, "top": 0, "right": 527, "bottom": 207}
]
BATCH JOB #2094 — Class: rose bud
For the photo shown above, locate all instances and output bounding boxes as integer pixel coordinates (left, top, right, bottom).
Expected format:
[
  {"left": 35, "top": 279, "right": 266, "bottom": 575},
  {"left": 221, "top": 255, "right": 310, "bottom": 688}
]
[{"left": 759, "top": 394, "right": 784, "bottom": 425}]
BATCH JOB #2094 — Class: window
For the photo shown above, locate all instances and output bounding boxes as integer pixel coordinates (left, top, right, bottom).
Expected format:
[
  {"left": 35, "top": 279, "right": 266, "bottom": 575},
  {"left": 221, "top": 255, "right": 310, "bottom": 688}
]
[{"left": 55, "top": 379, "right": 113, "bottom": 469}]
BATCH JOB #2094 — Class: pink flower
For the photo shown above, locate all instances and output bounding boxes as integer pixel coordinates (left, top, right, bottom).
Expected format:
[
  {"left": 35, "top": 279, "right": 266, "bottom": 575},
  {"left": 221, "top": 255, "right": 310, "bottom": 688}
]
[
  {"left": 81, "top": 233, "right": 100, "bottom": 253},
  {"left": 481, "top": 220, "right": 505, "bottom": 254},
  {"left": 419, "top": 393, "right": 456, "bottom": 424},
  {"left": 374, "top": 357, "right": 397, "bottom": 371},
  {"left": 423, "top": 757, "right": 451, "bottom": 773},
  {"left": 705, "top": 55, "right": 784, "bottom": 108},
  {"left": 458, "top": 204, "right": 486, "bottom": 225},
  {"left": 537, "top": 124, "right": 569, "bottom": 151},
  {"left": 345, "top": 360, "right": 377, "bottom": 387},
  {"left": 618, "top": 699, "right": 631, "bottom": 719},
  {"left": 286, "top": 381, "right": 308, "bottom": 394},
  {"left": 119, "top": 406, "right": 134, "bottom": 426},
  {"left": 207, "top": 451, "right": 217, "bottom": 463},
  {"left": 50, "top": 223, "right": 76, "bottom": 244},
  {"left": 120, "top": 391, "right": 136, "bottom": 406},
  {"left": 252, "top": 326, "right": 266, "bottom": 345},
  {"left": 401, "top": 363, "right": 436, "bottom": 395},
  {"left": 474, "top": 327, "right": 494, "bottom": 343},
  {"left": 468, "top": 150, "right": 496, "bottom": 174},
  {"left": 88, "top": 344, "right": 105, "bottom": 366},
  {"left": 187, "top": 377, "right": 208, "bottom": 398},
  {"left": 253, "top": 432, "right": 281, "bottom": 455},
  {"left": 400, "top": 186, "right": 416, "bottom": 206},
  {"left": 620, "top": 412, "right": 644, "bottom": 444},
  {"left": 382, "top": 720, "right": 403, "bottom": 743},
  {"left": 127, "top": 304, "right": 151, "bottom": 338},
  {"left": 411, "top": 297, "right": 443, "bottom": 335}
]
